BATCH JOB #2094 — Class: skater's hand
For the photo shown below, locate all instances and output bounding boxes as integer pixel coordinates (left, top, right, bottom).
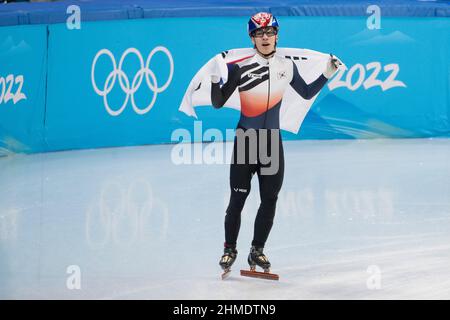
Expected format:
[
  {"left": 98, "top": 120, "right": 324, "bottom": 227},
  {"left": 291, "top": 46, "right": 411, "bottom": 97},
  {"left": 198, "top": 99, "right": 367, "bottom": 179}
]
[
  {"left": 211, "top": 75, "right": 221, "bottom": 83},
  {"left": 323, "top": 54, "right": 343, "bottom": 79}
]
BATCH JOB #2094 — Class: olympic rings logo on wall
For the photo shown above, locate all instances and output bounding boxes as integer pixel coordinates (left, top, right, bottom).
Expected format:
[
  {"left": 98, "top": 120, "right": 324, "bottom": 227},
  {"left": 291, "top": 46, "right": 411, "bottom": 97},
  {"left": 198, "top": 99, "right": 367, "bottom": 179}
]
[{"left": 91, "top": 46, "right": 174, "bottom": 116}]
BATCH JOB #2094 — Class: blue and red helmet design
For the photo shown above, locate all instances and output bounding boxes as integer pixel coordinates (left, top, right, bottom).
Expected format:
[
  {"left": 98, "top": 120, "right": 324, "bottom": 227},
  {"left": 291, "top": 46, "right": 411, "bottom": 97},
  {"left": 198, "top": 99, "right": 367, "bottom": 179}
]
[{"left": 247, "top": 12, "right": 279, "bottom": 35}]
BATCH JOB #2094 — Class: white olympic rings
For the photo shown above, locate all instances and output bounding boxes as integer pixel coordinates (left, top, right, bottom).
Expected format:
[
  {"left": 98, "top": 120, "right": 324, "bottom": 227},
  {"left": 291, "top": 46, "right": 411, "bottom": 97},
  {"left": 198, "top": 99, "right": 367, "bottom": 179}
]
[{"left": 91, "top": 46, "right": 174, "bottom": 116}]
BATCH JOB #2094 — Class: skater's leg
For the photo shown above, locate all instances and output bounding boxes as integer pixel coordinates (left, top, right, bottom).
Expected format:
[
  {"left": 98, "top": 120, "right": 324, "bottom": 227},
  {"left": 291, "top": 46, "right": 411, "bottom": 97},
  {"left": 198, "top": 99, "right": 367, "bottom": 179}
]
[
  {"left": 252, "top": 131, "right": 285, "bottom": 248},
  {"left": 224, "top": 135, "right": 257, "bottom": 247}
]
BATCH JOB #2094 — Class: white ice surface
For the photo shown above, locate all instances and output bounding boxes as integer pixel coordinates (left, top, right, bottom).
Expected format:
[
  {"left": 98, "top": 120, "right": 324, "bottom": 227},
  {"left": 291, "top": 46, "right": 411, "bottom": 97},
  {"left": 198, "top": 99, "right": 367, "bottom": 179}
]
[{"left": 0, "top": 138, "right": 449, "bottom": 299}]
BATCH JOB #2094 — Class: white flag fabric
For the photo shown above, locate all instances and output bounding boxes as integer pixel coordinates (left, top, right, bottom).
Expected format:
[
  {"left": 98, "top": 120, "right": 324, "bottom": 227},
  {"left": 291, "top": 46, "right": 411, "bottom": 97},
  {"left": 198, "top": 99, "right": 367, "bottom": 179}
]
[{"left": 179, "top": 48, "right": 343, "bottom": 134}]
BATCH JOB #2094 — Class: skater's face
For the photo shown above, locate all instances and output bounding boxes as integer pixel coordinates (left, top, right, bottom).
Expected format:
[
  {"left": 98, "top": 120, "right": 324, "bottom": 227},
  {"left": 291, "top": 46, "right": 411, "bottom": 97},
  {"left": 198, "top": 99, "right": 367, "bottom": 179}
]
[{"left": 251, "top": 27, "right": 278, "bottom": 56}]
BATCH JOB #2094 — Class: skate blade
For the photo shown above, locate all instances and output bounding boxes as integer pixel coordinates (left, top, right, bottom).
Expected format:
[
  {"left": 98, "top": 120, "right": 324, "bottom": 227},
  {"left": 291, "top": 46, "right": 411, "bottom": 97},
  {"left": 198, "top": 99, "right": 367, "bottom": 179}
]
[
  {"left": 240, "top": 269, "right": 279, "bottom": 281},
  {"left": 221, "top": 269, "right": 232, "bottom": 280}
]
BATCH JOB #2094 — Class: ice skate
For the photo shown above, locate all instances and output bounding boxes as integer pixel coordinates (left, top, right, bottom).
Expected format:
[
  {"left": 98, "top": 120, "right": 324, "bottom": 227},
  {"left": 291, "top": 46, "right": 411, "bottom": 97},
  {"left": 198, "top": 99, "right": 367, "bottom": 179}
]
[
  {"left": 219, "top": 246, "right": 237, "bottom": 280},
  {"left": 240, "top": 246, "right": 279, "bottom": 281}
]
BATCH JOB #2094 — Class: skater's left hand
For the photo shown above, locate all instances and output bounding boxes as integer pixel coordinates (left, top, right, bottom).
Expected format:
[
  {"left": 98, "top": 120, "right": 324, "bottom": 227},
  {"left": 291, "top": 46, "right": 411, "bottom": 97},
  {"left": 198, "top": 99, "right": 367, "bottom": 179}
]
[{"left": 323, "top": 54, "right": 343, "bottom": 79}]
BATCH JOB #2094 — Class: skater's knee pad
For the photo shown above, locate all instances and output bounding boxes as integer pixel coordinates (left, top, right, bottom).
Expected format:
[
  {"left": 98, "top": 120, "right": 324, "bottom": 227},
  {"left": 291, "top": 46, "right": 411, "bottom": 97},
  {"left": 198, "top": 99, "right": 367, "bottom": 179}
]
[
  {"left": 226, "top": 196, "right": 248, "bottom": 214},
  {"left": 260, "top": 194, "right": 278, "bottom": 207},
  {"left": 230, "top": 188, "right": 250, "bottom": 202}
]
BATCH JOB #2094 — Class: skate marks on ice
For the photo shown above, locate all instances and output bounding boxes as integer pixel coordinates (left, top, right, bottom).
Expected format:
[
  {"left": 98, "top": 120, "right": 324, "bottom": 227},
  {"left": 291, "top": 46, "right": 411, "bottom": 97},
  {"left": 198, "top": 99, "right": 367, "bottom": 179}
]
[
  {"left": 269, "top": 232, "right": 450, "bottom": 299},
  {"left": 99, "top": 269, "right": 288, "bottom": 299},
  {"left": 0, "top": 138, "right": 449, "bottom": 299}
]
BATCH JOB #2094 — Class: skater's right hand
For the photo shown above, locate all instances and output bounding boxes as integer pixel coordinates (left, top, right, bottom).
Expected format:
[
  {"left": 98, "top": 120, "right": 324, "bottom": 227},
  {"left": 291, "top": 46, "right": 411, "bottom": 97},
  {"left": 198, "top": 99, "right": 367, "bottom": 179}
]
[
  {"left": 323, "top": 54, "right": 343, "bottom": 79},
  {"left": 211, "top": 75, "right": 221, "bottom": 83}
]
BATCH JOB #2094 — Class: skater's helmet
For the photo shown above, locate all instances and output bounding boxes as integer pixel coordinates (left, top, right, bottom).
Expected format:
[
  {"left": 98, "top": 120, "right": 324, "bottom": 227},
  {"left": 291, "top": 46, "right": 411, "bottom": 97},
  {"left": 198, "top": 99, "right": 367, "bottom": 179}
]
[{"left": 248, "top": 12, "right": 279, "bottom": 36}]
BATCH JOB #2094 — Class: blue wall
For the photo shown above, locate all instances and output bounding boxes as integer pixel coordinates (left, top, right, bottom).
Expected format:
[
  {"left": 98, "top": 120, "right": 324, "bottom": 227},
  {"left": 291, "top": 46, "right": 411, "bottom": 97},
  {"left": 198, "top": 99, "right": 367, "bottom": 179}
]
[
  {"left": 0, "top": 24, "right": 47, "bottom": 154},
  {"left": 0, "top": 12, "right": 449, "bottom": 154}
]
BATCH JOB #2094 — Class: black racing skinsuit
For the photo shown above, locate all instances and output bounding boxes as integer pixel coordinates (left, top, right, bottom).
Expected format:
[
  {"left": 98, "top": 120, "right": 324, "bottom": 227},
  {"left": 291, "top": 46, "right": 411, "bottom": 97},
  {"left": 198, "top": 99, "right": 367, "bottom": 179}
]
[{"left": 211, "top": 51, "right": 328, "bottom": 248}]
